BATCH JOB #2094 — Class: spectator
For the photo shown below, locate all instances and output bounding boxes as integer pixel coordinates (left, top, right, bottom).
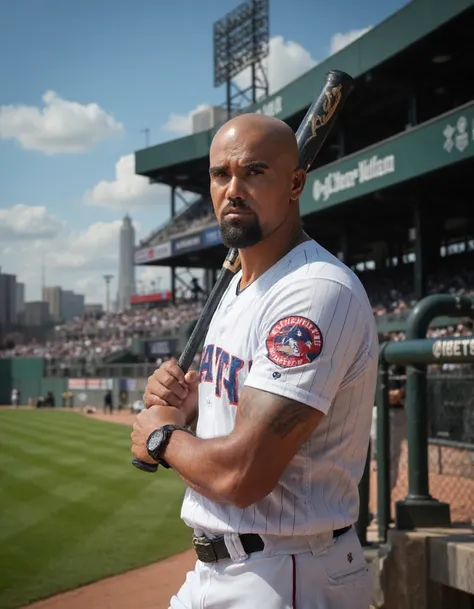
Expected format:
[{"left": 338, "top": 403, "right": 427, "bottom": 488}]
[
  {"left": 103, "top": 390, "right": 113, "bottom": 414},
  {"left": 11, "top": 388, "right": 20, "bottom": 407}
]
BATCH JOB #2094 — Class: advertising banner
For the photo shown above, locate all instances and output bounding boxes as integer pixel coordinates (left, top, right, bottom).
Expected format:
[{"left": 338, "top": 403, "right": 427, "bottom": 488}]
[{"left": 134, "top": 241, "right": 172, "bottom": 264}]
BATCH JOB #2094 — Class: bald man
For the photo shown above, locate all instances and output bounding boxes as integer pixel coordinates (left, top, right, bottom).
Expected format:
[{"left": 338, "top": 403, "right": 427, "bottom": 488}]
[{"left": 132, "top": 113, "right": 378, "bottom": 608}]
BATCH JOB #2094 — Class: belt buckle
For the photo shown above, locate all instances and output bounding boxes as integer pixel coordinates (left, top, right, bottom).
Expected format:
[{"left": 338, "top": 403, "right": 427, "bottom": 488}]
[{"left": 192, "top": 535, "right": 218, "bottom": 563}]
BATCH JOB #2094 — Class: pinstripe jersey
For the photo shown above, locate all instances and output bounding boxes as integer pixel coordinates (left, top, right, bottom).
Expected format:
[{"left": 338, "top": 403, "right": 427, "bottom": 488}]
[{"left": 180, "top": 239, "right": 379, "bottom": 537}]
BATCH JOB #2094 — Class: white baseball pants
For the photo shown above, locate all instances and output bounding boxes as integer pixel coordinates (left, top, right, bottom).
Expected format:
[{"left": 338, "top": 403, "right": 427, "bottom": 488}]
[{"left": 169, "top": 526, "right": 371, "bottom": 608}]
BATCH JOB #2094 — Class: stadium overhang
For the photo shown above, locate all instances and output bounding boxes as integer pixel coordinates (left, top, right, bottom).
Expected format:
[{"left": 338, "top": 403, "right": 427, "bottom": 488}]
[
  {"left": 296, "top": 99, "right": 474, "bottom": 262},
  {"left": 300, "top": 100, "right": 474, "bottom": 216},
  {"left": 135, "top": 100, "right": 474, "bottom": 270},
  {"left": 134, "top": 225, "right": 227, "bottom": 269},
  {"left": 135, "top": 0, "right": 474, "bottom": 192}
]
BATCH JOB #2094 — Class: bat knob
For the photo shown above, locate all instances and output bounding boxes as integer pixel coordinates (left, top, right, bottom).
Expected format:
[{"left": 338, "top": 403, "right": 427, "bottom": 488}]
[{"left": 132, "top": 458, "right": 159, "bottom": 473}]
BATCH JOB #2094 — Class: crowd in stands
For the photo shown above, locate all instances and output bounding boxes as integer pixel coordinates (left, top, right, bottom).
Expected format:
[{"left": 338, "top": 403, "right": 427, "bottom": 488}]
[
  {"left": 368, "top": 267, "right": 474, "bottom": 346},
  {"left": 138, "top": 197, "right": 215, "bottom": 247},
  {"left": 0, "top": 300, "right": 202, "bottom": 361},
  {"left": 369, "top": 267, "right": 474, "bottom": 318},
  {"left": 381, "top": 321, "right": 474, "bottom": 344},
  {"left": 1, "top": 265, "right": 473, "bottom": 362}
]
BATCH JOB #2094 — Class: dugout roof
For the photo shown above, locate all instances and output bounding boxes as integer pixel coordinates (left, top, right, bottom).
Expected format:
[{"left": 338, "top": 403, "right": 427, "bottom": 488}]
[{"left": 135, "top": 0, "right": 474, "bottom": 196}]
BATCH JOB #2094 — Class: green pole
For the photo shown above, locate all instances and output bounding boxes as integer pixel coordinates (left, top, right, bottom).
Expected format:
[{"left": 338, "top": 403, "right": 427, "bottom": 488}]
[
  {"left": 395, "top": 294, "right": 473, "bottom": 529},
  {"left": 405, "top": 362, "right": 429, "bottom": 499},
  {"left": 376, "top": 346, "right": 391, "bottom": 543},
  {"left": 356, "top": 442, "right": 371, "bottom": 546}
]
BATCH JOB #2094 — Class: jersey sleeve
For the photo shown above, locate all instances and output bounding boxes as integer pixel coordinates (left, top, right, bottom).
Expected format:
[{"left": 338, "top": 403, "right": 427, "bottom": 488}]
[{"left": 244, "top": 277, "right": 371, "bottom": 414}]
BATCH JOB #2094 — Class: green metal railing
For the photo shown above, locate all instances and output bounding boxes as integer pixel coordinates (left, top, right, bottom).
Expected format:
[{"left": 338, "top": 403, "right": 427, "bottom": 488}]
[
  {"left": 376, "top": 294, "right": 474, "bottom": 541},
  {"left": 355, "top": 443, "right": 372, "bottom": 545}
]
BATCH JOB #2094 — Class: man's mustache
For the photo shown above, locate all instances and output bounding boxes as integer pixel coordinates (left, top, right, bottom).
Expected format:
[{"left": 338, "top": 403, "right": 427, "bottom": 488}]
[{"left": 221, "top": 199, "right": 254, "bottom": 215}]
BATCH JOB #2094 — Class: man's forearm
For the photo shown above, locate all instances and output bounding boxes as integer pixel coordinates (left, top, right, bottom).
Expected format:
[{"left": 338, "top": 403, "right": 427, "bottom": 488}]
[{"left": 162, "top": 430, "right": 240, "bottom": 504}]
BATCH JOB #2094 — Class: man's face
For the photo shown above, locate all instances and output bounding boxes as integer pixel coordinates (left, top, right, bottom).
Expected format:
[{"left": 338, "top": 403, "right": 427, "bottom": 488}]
[{"left": 209, "top": 127, "right": 302, "bottom": 249}]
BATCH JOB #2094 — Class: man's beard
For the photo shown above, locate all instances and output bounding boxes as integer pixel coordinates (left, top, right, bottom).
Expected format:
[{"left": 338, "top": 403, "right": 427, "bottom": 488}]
[{"left": 220, "top": 216, "right": 263, "bottom": 248}]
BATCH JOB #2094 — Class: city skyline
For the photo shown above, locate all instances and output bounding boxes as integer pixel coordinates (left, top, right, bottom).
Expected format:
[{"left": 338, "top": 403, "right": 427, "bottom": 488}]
[{"left": 0, "top": 211, "right": 171, "bottom": 325}]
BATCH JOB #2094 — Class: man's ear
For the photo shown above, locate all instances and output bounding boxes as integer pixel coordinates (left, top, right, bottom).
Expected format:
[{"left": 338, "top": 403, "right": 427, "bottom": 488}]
[{"left": 290, "top": 168, "right": 306, "bottom": 202}]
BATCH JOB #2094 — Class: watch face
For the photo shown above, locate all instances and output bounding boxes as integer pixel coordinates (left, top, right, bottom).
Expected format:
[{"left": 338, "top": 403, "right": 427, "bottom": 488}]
[{"left": 147, "top": 429, "right": 164, "bottom": 452}]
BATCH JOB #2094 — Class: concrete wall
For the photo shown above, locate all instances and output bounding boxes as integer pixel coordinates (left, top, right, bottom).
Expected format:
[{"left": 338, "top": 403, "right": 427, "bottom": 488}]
[{"left": 369, "top": 528, "right": 474, "bottom": 609}]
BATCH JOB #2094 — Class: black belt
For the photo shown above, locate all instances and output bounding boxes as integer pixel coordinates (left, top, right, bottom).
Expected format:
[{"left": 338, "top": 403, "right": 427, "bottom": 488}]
[{"left": 192, "top": 525, "right": 352, "bottom": 563}]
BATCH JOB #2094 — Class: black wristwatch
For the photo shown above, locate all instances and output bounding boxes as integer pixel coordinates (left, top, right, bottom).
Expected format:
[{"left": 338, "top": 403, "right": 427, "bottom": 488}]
[{"left": 146, "top": 424, "right": 194, "bottom": 469}]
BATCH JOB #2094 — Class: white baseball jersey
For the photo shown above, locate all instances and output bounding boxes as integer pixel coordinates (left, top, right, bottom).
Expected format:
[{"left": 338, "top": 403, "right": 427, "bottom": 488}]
[{"left": 180, "top": 239, "right": 378, "bottom": 537}]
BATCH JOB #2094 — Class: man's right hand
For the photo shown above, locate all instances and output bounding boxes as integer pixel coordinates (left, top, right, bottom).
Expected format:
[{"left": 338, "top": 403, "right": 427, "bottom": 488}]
[{"left": 143, "top": 359, "right": 199, "bottom": 426}]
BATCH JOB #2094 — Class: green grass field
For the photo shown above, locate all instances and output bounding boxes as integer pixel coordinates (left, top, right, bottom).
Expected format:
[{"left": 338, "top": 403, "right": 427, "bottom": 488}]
[{"left": 0, "top": 408, "right": 191, "bottom": 609}]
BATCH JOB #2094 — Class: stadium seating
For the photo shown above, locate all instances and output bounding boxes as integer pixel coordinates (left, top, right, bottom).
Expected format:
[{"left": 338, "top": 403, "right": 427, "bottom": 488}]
[
  {"left": 138, "top": 196, "right": 215, "bottom": 247},
  {"left": 1, "top": 267, "right": 473, "bottom": 361}
]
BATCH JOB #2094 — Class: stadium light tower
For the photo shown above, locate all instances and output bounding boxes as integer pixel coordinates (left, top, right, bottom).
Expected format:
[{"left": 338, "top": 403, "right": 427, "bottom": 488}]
[
  {"left": 103, "top": 274, "right": 114, "bottom": 313},
  {"left": 213, "top": 0, "right": 269, "bottom": 119}
]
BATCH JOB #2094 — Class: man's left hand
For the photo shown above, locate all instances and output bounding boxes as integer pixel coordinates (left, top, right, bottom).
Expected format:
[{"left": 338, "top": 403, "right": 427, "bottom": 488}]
[{"left": 131, "top": 405, "right": 186, "bottom": 464}]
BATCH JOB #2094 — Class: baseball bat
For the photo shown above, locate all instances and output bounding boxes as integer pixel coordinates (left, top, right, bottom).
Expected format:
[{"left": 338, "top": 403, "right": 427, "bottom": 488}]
[{"left": 132, "top": 69, "right": 355, "bottom": 472}]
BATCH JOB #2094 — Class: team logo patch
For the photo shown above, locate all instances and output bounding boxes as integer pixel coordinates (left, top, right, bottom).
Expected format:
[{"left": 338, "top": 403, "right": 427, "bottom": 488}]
[{"left": 266, "top": 316, "right": 323, "bottom": 368}]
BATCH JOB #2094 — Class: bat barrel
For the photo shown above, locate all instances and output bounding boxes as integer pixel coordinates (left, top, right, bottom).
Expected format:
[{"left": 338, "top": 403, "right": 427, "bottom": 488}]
[{"left": 296, "top": 70, "right": 355, "bottom": 172}]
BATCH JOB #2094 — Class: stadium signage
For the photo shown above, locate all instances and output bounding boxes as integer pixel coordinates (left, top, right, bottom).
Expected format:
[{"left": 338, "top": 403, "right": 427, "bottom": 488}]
[
  {"left": 145, "top": 338, "right": 177, "bottom": 357},
  {"left": 312, "top": 154, "right": 396, "bottom": 202},
  {"left": 442, "top": 115, "right": 472, "bottom": 154},
  {"left": 301, "top": 102, "right": 474, "bottom": 214},
  {"left": 432, "top": 338, "right": 474, "bottom": 359},
  {"left": 202, "top": 225, "right": 222, "bottom": 247},
  {"left": 172, "top": 232, "right": 202, "bottom": 254},
  {"left": 130, "top": 291, "right": 172, "bottom": 305},
  {"left": 134, "top": 241, "right": 171, "bottom": 264},
  {"left": 170, "top": 226, "right": 223, "bottom": 256},
  {"left": 67, "top": 378, "right": 112, "bottom": 390}
]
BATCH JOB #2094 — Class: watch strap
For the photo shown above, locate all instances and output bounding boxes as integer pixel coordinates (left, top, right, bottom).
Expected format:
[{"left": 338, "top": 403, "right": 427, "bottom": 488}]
[{"left": 147, "top": 424, "right": 195, "bottom": 469}]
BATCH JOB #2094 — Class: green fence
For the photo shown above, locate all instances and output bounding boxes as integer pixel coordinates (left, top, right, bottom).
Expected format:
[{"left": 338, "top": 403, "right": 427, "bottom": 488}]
[
  {"left": 374, "top": 294, "right": 474, "bottom": 542},
  {"left": 0, "top": 359, "right": 12, "bottom": 404},
  {"left": 428, "top": 371, "right": 474, "bottom": 445},
  {"left": 0, "top": 358, "right": 44, "bottom": 406}
]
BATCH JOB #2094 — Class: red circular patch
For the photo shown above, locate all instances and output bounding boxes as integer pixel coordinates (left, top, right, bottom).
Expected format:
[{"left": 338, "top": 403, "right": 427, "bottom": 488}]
[{"left": 266, "top": 316, "right": 323, "bottom": 368}]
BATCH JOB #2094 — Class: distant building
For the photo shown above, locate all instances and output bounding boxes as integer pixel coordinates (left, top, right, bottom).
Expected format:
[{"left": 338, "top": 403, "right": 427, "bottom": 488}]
[
  {"left": 190, "top": 105, "right": 228, "bottom": 133},
  {"left": 0, "top": 268, "right": 17, "bottom": 327},
  {"left": 61, "top": 290, "right": 85, "bottom": 320},
  {"left": 24, "top": 301, "right": 50, "bottom": 326},
  {"left": 42, "top": 286, "right": 85, "bottom": 321},
  {"left": 16, "top": 282, "right": 25, "bottom": 322},
  {"left": 42, "top": 286, "right": 62, "bottom": 321},
  {"left": 117, "top": 214, "right": 136, "bottom": 311}
]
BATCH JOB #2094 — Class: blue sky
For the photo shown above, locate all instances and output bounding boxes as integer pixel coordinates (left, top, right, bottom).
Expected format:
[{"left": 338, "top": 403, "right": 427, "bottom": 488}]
[{"left": 0, "top": 0, "right": 409, "bottom": 304}]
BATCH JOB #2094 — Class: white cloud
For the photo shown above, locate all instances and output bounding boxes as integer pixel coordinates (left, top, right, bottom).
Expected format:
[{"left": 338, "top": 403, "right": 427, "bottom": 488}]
[
  {"left": 0, "top": 214, "right": 137, "bottom": 303},
  {"left": 234, "top": 35, "right": 318, "bottom": 95},
  {"left": 0, "top": 205, "right": 208, "bottom": 305},
  {"left": 48, "top": 220, "right": 127, "bottom": 271},
  {"left": 0, "top": 204, "right": 65, "bottom": 240},
  {"left": 162, "top": 104, "right": 211, "bottom": 135},
  {"left": 161, "top": 35, "right": 317, "bottom": 136},
  {"left": 160, "top": 27, "right": 374, "bottom": 139},
  {"left": 83, "top": 153, "right": 169, "bottom": 211},
  {"left": 329, "top": 26, "right": 373, "bottom": 55},
  {"left": 0, "top": 90, "right": 123, "bottom": 154}
]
